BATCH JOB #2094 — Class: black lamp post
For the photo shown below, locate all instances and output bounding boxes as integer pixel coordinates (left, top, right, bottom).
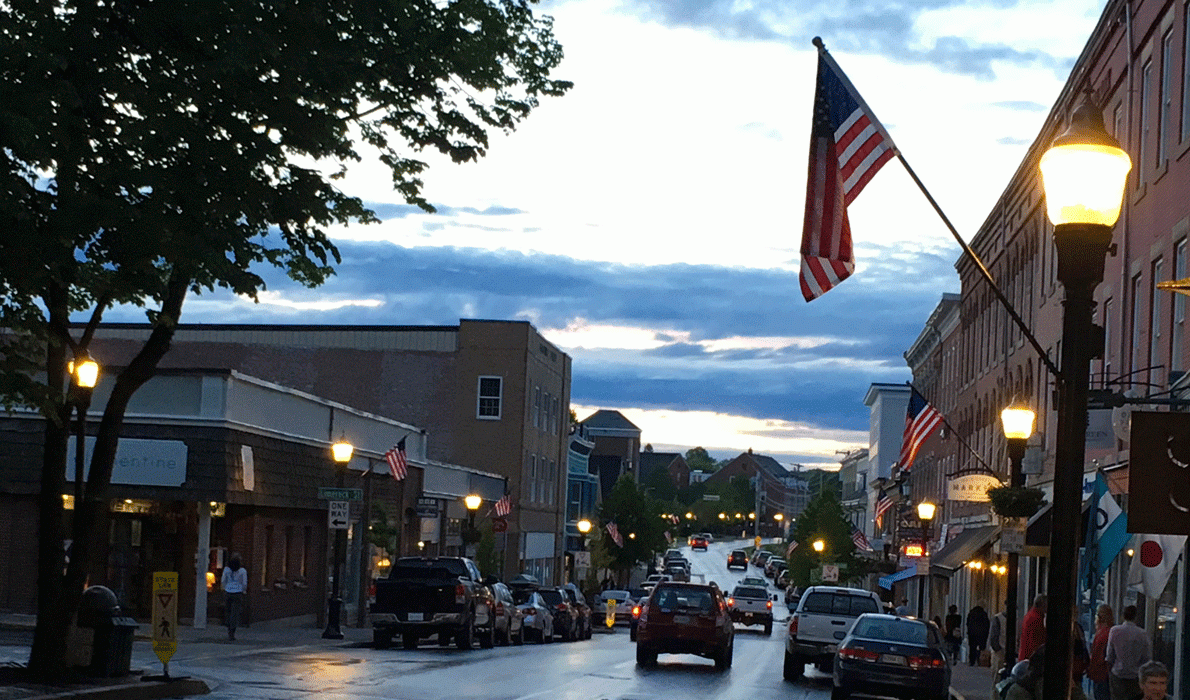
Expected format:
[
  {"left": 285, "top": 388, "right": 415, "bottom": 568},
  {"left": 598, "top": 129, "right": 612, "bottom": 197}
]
[
  {"left": 1038, "top": 95, "right": 1131, "bottom": 700},
  {"left": 69, "top": 353, "right": 99, "bottom": 504},
  {"left": 323, "top": 436, "right": 353, "bottom": 640},
  {"left": 1000, "top": 403, "right": 1036, "bottom": 676},
  {"left": 916, "top": 501, "right": 935, "bottom": 620},
  {"left": 463, "top": 495, "right": 482, "bottom": 557}
]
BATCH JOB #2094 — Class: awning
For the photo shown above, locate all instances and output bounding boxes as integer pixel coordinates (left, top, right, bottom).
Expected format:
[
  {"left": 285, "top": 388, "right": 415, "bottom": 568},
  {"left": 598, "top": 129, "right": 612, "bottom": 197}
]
[
  {"left": 929, "top": 525, "right": 998, "bottom": 574},
  {"left": 878, "top": 567, "right": 918, "bottom": 589}
]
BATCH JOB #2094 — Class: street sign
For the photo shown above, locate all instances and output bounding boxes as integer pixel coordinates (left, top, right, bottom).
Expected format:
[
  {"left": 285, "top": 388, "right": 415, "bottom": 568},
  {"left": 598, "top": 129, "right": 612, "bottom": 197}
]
[
  {"left": 605, "top": 600, "right": 617, "bottom": 628},
  {"left": 416, "top": 496, "right": 439, "bottom": 518},
  {"left": 574, "top": 551, "right": 590, "bottom": 568},
  {"left": 318, "top": 487, "right": 363, "bottom": 501},
  {"left": 152, "top": 571, "right": 178, "bottom": 668},
  {"left": 822, "top": 564, "right": 839, "bottom": 582},
  {"left": 916, "top": 557, "right": 931, "bottom": 575},
  {"left": 328, "top": 501, "right": 350, "bottom": 530},
  {"left": 493, "top": 517, "right": 508, "bottom": 533}
]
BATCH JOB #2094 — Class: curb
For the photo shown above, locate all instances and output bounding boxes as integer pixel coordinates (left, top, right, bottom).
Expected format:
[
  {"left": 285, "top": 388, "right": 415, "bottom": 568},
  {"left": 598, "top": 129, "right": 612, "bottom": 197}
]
[{"left": 24, "top": 677, "right": 210, "bottom": 700}]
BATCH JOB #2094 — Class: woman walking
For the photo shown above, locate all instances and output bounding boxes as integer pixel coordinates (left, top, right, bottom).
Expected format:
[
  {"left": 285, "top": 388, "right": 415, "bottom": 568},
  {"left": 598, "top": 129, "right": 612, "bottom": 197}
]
[{"left": 222, "top": 553, "right": 247, "bottom": 640}]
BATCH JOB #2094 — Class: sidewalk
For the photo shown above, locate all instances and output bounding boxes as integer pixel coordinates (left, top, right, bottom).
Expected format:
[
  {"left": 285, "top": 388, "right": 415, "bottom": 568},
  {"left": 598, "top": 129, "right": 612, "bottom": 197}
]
[{"left": 950, "top": 662, "right": 996, "bottom": 700}]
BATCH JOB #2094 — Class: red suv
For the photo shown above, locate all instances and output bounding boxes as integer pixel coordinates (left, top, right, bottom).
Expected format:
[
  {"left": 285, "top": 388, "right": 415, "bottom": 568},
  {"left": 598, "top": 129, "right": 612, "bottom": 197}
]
[
  {"left": 691, "top": 536, "right": 709, "bottom": 551},
  {"left": 635, "top": 582, "right": 734, "bottom": 670}
]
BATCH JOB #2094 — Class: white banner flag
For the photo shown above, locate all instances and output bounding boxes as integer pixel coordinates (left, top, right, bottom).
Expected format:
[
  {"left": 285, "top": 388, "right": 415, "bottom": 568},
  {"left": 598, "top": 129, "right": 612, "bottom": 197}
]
[{"left": 1127, "top": 534, "right": 1187, "bottom": 597}]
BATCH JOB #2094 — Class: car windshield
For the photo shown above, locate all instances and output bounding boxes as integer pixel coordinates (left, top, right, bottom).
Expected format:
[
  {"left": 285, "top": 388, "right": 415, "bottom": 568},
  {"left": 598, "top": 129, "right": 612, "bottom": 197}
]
[
  {"left": 853, "top": 617, "right": 929, "bottom": 645},
  {"left": 731, "top": 550, "right": 746, "bottom": 557},
  {"left": 538, "top": 590, "right": 564, "bottom": 605},
  {"left": 732, "top": 586, "right": 767, "bottom": 599},
  {"left": 511, "top": 590, "right": 536, "bottom": 605},
  {"left": 655, "top": 587, "right": 714, "bottom": 612}
]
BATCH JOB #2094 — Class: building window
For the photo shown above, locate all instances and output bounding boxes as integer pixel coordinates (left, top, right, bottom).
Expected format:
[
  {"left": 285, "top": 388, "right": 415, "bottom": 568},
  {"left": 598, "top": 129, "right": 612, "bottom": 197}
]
[
  {"left": 1161, "top": 29, "right": 1174, "bottom": 165},
  {"left": 549, "top": 460, "right": 557, "bottom": 506},
  {"left": 477, "top": 376, "right": 502, "bottom": 419},
  {"left": 1175, "top": 240, "right": 1187, "bottom": 370},
  {"left": 301, "top": 526, "right": 311, "bottom": 579},
  {"left": 1131, "top": 272, "right": 1144, "bottom": 382},
  {"left": 1141, "top": 59, "right": 1153, "bottom": 184},
  {"left": 531, "top": 455, "right": 539, "bottom": 503},
  {"left": 1151, "top": 258, "right": 1165, "bottom": 383},
  {"left": 551, "top": 396, "right": 559, "bottom": 435},
  {"left": 533, "top": 386, "right": 541, "bottom": 428}
]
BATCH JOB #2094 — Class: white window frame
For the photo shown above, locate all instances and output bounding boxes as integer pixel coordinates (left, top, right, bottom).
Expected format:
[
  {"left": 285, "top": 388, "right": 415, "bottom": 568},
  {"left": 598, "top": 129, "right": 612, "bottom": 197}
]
[{"left": 477, "top": 375, "right": 503, "bottom": 420}]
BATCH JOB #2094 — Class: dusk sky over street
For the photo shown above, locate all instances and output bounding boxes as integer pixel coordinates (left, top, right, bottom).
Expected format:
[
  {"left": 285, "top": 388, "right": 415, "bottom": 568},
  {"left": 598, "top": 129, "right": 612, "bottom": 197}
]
[{"left": 102, "top": 0, "right": 1109, "bottom": 468}]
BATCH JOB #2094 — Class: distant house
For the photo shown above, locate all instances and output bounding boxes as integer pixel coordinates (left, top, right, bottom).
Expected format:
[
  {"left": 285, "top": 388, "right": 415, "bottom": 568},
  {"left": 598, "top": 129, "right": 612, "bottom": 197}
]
[
  {"left": 705, "top": 449, "right": 810, "bottom": 530},
  {"left": 638, "top": 451, "right": 690, "bottom": 491},
  {"left": 579, "top": 410, "right": 641, "bottom": 499}
]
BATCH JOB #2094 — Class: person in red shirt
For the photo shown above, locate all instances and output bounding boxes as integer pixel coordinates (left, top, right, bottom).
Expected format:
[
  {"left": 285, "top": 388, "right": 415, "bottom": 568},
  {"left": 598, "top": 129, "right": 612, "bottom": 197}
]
[
  {"left": 1087, "top": 604, "right": 1115, "bottom": 700},
  {"left": 1018, "top": 594, "right": 1047, "bottom": 662}
]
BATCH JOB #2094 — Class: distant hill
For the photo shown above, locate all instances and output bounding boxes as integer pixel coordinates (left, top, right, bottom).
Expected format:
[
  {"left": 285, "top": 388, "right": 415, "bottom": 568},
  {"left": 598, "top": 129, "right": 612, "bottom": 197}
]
[{"left": 800, "top": 468, "right": 841, "bottom": 497}]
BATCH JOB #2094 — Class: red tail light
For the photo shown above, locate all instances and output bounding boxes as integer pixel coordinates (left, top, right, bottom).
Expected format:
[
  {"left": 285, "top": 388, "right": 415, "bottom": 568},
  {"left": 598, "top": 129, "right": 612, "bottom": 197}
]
[
  {"left": 631, "top": 605, "right": 641, "bottom": 619},
  {"left": 908, "top": 654, "right": 947, "bottom": 669},
  {"left": 495, "top": 602, "right": 505, "bottom": 616},
  {"left": 766, "top": 600, "right": 773, "bottom": 609},
  {"left": 838, "top": 646, "right": 880, "bottom": 662},
  {"left": 727, "top": 597, "right": 735, "bottom": 606},
  {"left": 556, "top": 604, "right": 568, "bottom": 611},
  {"left": 455, "top": 584, "right": 466, "bottom": 604},
  {"left": 789, "top": 615, "right": 798, "bottom": 636}
]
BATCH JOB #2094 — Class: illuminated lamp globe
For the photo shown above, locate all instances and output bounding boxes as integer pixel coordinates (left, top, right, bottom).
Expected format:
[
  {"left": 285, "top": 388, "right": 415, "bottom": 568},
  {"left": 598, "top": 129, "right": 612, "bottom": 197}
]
[
  {"left": 331, "top": 437, "right": 354, "bottom": 463},
  {"left": 1001, "top": 405, "right": 1036, "bottom": 441},
  {"left": 72, "top": 355, "right": 100, "bottom": 389},
  {"left": 917, "top": 501, "right": 936, "bottom": 522},
  {"left": 577, "top": 519, "right": 592, "bottom": 534},
  {"left": 812, "top": 539, "right": 825, "bottom": 553},
  {"left": 464, "top": 494, "right": 483, "bottom": 511},
  {"left": 1039, "top": 100, "right": 1131, "bottom": 227}
]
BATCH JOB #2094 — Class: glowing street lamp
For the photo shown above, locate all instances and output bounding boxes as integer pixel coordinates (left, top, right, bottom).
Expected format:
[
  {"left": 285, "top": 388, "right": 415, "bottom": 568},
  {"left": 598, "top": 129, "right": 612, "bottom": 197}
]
[
  {"left": 323, "top": 435, "right": 354, "bottom": 639},
  {"left": 916, "top": 502, "right": 936, "bottom": 620},
  {"left": 812, "top": 539, "right": 825, "bottom": 553},
  {"left": 1000, "top": 401, "right": 1036, "bottom": 673}
]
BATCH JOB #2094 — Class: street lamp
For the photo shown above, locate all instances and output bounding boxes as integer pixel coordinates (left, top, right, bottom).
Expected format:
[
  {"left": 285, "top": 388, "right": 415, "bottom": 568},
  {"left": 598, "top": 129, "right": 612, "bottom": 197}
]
[
  {"left": 69, "top": 352, "right": 99, "bottom": 505},
  {"left": 812, "top": 539, "right": 825, "bottom": 553},
  {"left": 323, "top": 436, "right": 353, "bottom": 639},
  {"left": 1000, "top": 402, "right": 1036, "bottom": 674},
  {"left": 577, "top": 518, "right": 592, "bottom": 535},
  {"left": 464, "top": 494, "right": 482, "bottom": 556},
  {"left": 917, "top": 502, "right": 936, "bottom": 620},
  {"left": 1038, "top": 94, "right": 1130, "bottom": 700}
]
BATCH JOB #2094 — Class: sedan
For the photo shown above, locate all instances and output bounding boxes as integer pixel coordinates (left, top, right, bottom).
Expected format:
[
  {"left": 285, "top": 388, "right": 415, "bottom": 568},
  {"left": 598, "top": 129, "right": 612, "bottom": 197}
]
[
  {"left": 831, "top": 613, "right": 950, "bottom": 700},
  {"left": 594, "top": 590, "right": 635, "bottom": 627},
  {"left": 538, "top": 587, "right": 580, "bottom": 641},
  {"left": 511, "top": 589, "right": 554, "bottom": 644},
  {"left": 491, "top": 582, "right": 525, "bottom": 646},
  {"left": 764, "top": 557, "right": 786, "bottom": 578},
  {"left": 562, "top": 584, "right": 593, "bottom": 639}
]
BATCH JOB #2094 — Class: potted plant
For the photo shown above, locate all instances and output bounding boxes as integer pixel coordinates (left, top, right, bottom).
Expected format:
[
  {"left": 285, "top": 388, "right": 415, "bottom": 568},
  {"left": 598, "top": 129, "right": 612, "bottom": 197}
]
[{"left": 986, "top": 485, "right": 1047, "bottom": 519}]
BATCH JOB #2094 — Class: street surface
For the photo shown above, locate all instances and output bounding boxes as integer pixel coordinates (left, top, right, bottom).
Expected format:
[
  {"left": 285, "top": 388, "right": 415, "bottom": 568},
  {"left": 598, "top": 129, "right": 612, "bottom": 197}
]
[{"left": 0, "top": 539, "right": 841, "bottom": 699}]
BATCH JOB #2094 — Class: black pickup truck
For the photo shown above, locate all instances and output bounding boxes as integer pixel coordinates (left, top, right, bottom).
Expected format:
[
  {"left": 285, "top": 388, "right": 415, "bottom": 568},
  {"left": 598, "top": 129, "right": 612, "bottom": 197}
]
[{"left": 369, "top": 556, "right": 497, "bottom": 650}]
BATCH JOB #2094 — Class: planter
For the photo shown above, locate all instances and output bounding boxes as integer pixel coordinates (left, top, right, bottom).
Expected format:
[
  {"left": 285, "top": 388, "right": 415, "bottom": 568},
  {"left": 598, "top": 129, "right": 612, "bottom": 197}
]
[{"left": 986, "top": 486, "right": 1046, "bottom": 519}]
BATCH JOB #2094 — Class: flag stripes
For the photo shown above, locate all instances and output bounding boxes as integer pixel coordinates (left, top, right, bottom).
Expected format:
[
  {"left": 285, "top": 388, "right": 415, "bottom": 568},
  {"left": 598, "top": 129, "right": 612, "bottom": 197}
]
[
  {"left": 493, "top": 493, "right": 511, "bottom": 517},
  {"left": 899, "top": 389, "right": 943, "bottom": 471},
  {"left": 874, "top": 492, "right": 893, "bottom": 528},
  {"left": 385, "top": 438, "right": 408, "bottom": 481}
]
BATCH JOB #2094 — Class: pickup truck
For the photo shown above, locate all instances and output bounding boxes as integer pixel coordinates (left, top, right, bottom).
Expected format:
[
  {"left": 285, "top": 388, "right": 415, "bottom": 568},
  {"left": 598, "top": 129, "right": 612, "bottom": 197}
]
[
  {"left": 369, "top": 556, "right": 496, "bottom": 650},
  {"left": 783, "top": 585, "right": 883, "bottom": 680},
  {"left": 727, "top": 584, "right": 775, "bottom": 634}
]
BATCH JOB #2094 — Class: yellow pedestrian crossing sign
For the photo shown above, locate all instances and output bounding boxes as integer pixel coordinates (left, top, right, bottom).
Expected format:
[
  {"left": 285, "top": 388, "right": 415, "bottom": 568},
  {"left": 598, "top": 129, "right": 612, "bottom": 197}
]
[{"left": 152, "top": 572, "right": 178, "bottom": 665}]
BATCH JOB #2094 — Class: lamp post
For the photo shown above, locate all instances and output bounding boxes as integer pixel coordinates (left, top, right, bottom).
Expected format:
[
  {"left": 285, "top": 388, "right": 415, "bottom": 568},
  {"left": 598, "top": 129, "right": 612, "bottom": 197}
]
[
  {"left": 323, "top": 436, "right": 354, "bottom": 639},
  {"left": 69, "top": 353, "right": 99, "bottom": 504},
  {"left": 1037, "top": 95, "right": 1131, "bottom": 700},
  {"left": 1000, "top": 403, "right": 1036, "bottom": 675},
  {"left": 464, "top": 494, "right": 482, "bottom": 557},
  {"left": 917, "top": 501, "right": 936, "bottom": 620}
]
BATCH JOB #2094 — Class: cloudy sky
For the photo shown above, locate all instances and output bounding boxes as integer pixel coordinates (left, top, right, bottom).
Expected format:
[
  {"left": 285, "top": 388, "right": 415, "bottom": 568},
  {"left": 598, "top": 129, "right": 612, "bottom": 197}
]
[{"left": 107, "top": 0, "right": 1108, "bottom": 468}]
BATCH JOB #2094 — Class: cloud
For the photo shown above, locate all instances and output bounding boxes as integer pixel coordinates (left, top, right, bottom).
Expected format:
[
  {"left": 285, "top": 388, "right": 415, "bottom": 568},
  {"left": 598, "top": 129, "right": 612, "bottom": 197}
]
[
  {"left": 991, "top": 100, "right": 1047, "bottom": 112},
  {"left": 997, "top": 136, "right": 1032, "bottom": 146},
  {"left": 363, "top": 201, "right": 527, "bottom": 221}
]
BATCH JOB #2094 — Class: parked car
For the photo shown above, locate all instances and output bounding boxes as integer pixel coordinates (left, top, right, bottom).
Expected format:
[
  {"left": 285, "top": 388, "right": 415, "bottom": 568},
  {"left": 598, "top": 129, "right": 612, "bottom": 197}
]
[
  {"left": 727, "top": 549, "right": 748, "bottom": 570},
  {"left": 538, "top": 587, "right": 580, "bottom": 641},
  {"left": 727, "top": 584, "right": 775, "bottom": 634},
  {"left": 562, "top": 583, "right": 593, "bottom": 639},
  {"left": 775, "top": 568, "right": 792, "bottom": 590},
  {"left": 831, "top": 613, "right": 950, "bottom": 700},
  {"left": 784, "top": 585, "right": 884, "bottom": 680},
  {"left": 764, "top": 557, "right": 786, "bottom": 578},
  {"left": 491, "top": 582, "right": 525, "bottom": 646},
  {"left": 663, "top": 548, "right": 685, "bottom": 564},
  {"left": 369, "top": 556, "right": 496, "bottom": 650},
  {"left": 594, "top": 589, "right": 635, "bottom": 627},
  {"left": 740, "top": 575, "right": 768, "bottom": 587},
  {"left": 644, "top": 573, "right": 672, "bottom": 587},
  {"left": 690, "top": 535, "right": 709, "bottom": 551},
  {"left": 511, "top": 588, "right": 554, "bottom": 644},
  {"left": 663, "top": 563, "right": 690, "bottom": 582},
  {"left": 635, "top": 582, "right": 734, "bottom": 670},
  {"left": 785, "top": 584, "right": 805, "bottom": 607},
  {"left": 752, "top": 550, "right": 774, "bottom": 568}
]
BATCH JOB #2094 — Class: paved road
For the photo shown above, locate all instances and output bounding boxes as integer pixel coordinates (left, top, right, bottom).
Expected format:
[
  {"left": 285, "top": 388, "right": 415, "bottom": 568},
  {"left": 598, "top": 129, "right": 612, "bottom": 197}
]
[{"left": 0, "top": 539, "right": 839, "bottom": 699}]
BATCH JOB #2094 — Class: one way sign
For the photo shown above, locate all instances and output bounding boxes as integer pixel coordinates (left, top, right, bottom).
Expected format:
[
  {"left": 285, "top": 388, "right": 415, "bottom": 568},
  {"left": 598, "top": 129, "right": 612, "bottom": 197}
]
[{"left": 328, "top": 501, "right": 350, "bottom": 530}]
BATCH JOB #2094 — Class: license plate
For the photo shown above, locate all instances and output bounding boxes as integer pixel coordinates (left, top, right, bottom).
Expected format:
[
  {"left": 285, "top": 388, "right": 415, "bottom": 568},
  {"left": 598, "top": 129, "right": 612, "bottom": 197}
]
[
  {"left": 880, "top": 654, "right": 907, "bottom": 665},
  {"left": 673, "top": 615, "right": 691, "bottom": 624},
  {"left": 407, "top": 612, "right": 424, "bottom": 621}
]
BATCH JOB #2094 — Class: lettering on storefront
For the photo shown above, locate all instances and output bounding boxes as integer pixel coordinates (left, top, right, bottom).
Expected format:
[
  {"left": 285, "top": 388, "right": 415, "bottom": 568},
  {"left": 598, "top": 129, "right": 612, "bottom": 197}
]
[{"left": 947, "top": 474, "right": 1001, "bottom": 502}]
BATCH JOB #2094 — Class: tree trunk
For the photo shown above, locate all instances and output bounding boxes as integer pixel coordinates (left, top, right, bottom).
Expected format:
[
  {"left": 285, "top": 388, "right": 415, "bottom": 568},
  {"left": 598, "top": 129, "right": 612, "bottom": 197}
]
[{"left": 27, "top": 278, "right": 187, "bottom": 678}]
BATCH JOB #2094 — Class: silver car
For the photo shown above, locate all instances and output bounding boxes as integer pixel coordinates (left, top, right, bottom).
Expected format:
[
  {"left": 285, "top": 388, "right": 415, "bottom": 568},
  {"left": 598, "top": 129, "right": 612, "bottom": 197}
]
[
  {"left": 512, "top": 589, "right": 555, "bottom": 644},
  {"left": 491, "top": 582, "right": 525, "bottom": 646},
  {"left": 594, "top": 589, "right": 635, "bottom": 627}
]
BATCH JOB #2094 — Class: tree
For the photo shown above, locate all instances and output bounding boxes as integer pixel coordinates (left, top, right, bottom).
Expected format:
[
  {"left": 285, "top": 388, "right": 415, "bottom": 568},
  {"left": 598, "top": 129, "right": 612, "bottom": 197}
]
[
  {"left": 598, "top": 475, "right": 665, "bottom": 582},
  {"left": 0, "top": 1, "right": 569, "bottom": 677},
  {"left": 684, "top": 447, "right": 717, "bottom": 472},
  {"left": 785, "top": 490, "right": 875, "bottom": 588}
]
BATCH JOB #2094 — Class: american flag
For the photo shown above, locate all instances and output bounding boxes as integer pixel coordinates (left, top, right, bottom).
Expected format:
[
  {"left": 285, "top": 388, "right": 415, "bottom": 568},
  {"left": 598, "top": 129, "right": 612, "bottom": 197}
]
[
  {"left": 899, "top": 388, "right": 943, "bottom": 472},
  {"left": 493, "top": 493, "right": 511, "bottom": 517},
  {"left": 664, "top": 530, "right": 673, "bottom": 544},
  {"left": 385, "top": 438, "right": 408, "bottom": 481},
  {"left": 874, "top": 492, "right": 893, "bottom": 528},
  {"left": 851, "top": 525, "right": 873, "bottom": 552},
  {"left": 800, "top": 42, "right": 895, "bottom": 301},
  {"left": 606, "top": 521, "right": 623, "bottom": 547},
  {"left": 786, "top": 539, "right": 798, "bottom": 559}
]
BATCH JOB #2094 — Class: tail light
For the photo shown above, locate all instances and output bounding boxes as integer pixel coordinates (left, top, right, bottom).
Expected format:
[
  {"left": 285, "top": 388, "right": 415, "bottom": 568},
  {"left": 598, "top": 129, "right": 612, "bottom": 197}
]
[
  {"left": 908, "top": 654, "right": 947, "bottom": 670},
  {"left": 631, "top": 605, "right": 641, "bottom": 619},
  {"left": 556, "top": 604, "right": 568, "bottom": 611},
  {"left": 727, "top": 597, "right": 735, "bottom": 606},
  {"left": 495, "top": 602, "right": 505, "bottom": 616},
  {"left": 455, "top": 584, "right": 466, "bottom": 604},
  {"left": 766, "top": 601, "right": 773, "bottom": 609},
  {"left": 838, "top": 646, "right": 880, "bottom": 662},
  {"left": 789, "top": 615, "right": 798, "bottom": 636}
]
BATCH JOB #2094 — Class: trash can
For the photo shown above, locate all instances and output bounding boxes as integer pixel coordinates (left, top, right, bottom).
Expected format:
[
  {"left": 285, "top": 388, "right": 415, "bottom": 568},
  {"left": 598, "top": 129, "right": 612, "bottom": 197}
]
[{"left": 78, "top": 585, "right": 136, "bottom": 677}]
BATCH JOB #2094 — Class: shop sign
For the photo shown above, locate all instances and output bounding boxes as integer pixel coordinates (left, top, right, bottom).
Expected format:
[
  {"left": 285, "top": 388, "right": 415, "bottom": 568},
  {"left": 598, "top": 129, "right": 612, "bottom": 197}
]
[
  {"left": 947, "top": 474, "right": 1001, "bottom": 502},
  {"left": 416, "top": 496, "right": 440, "bottom": 518},
  {"left": 67, "top": 437, "right": 187, "bottom": 487}
]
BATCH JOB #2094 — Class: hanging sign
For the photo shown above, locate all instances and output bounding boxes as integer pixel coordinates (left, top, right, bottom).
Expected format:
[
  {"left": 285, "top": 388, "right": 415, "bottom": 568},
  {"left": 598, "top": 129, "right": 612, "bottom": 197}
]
[{"left": 947, "top": 474, "right": 1001, "bottom": 502}]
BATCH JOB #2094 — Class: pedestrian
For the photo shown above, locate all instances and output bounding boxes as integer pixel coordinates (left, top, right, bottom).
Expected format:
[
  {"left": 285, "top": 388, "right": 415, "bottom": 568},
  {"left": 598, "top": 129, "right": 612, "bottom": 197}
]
[
  {"left": 1018, "top": 594, "right": 1047, "bottom": 662},
  {"left": 967, "top": 603, "right": 990, "bottom": 666},
  {"left": 932, "top": 615, "right": 944, "bottom": 632},
  {"left": 895, "top": 598, "right": 911, "bottom": 616},
  {"left": 1106, "top": 604, "right": 1152, "bottom": 700},
  {"left": 222, "top": 552, "right": 247, "bottom": 641},
  {"left": 1004, "top": 645, "right": 1089, "bottom": 700},
  {"left": 988, "top": 604, "right": 1007, "bottom": 695},
  {"left": 1137, "top": 660, "right": 1173, "bottom": 700},
  {"left": 1087, "top": 604, "right": 1115, "bottom": 700},
  {"left": 945, "top": 604, "right": 963, "bottom": 664}
]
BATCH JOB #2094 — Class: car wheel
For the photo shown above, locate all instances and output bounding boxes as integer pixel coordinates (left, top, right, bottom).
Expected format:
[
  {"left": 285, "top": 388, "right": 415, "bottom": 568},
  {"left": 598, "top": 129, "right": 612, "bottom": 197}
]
[
  {"left": 402, "top": 633, "right": 418, "bottom": 650},
  {"left": 373, "top": 630, "right": 392, "bottom": 649},
  {"left": 783, "top": 651, "right": 805, "bottom": 681},
  {"left": 764, "top": 621, "right": 772, "bottom": 635},
  {"left": 479, "top": 623, "right": 495, "bottom": 649},
  {"left": 513, "top": 626, "right": 524, "bottom": 646},
  {"left": 629, "top": 624, "right": 637, "bottom": 642},
  {"left": 635, "top": 644, "right": 657, "bottom": 667},
  {"left": 456, "top": 617, "right": 474, "bottom": 650},
  {"left": 498, "top": 624, "right": 509, "bottom": 646},
  {"left": 830, "top": 685, "right": 850, "bottom": 700}
]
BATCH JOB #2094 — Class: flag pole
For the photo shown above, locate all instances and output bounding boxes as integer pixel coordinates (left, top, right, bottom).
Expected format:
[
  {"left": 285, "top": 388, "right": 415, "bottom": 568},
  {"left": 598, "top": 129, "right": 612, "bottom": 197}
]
[
  {"left": 908, "top": 382, "right": 995, "bottom": 473},
  {"left": 813, "top": 38, "right": 1061, "bottom": 381}
]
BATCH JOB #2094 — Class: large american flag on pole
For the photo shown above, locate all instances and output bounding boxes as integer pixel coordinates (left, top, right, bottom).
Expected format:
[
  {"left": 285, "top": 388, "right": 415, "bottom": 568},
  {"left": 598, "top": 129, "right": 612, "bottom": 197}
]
[
  {"left": 800, "top": 39, "right": 896, "bottom": 301},
  {"left": 606, "top": 521, "right": 624, "bottom": 547},
  {"left": 874, "top": 491, "right": 893, "bottom": 528},
  {"left": 851, "top": 524, "right": 873, "bottom": 552},
  {"left": 899, "top": 388, "right": 943, "bottom": 472},
  {"left": 493, "top": 493, "right": 511, "bottom": 517},
  {"left": 385, "top": 437, "right": 408, "bottom": 481}
]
